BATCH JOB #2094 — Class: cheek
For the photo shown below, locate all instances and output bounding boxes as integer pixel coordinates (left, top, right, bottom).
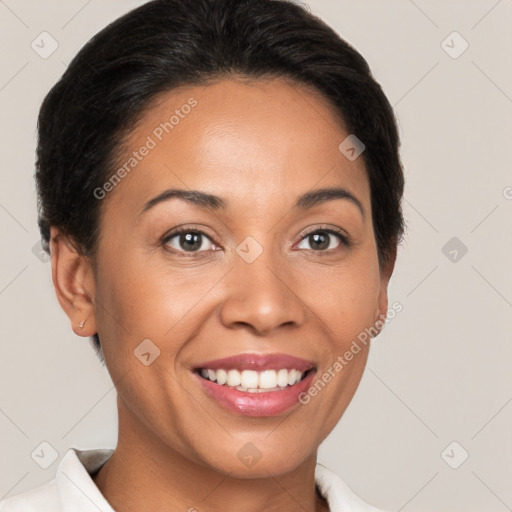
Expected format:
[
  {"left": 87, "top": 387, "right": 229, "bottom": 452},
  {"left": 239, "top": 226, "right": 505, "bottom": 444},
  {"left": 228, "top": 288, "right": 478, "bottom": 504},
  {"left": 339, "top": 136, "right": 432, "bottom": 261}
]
[
  {"left": 93, "top": 250, "right": 226, "bottom": 362},
  {"left": 295, "top": 255, "right": 382, "bottom": 341},
  {"left": 92, "top": 255, "right": 204, "bottom": 428}
]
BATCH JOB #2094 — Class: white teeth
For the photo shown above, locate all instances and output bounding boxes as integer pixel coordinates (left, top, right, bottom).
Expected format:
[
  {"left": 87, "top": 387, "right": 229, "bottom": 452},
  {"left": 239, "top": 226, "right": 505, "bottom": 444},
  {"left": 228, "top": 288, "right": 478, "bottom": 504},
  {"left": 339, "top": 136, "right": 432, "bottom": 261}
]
[
  {"left": 199, "top": 367, "right": 308, "bottom": 390},
  {"left": 240, "top": 370, "right": 259, "bottom": 388},
  {"left": 216, "top": 369, "right": 227, "bottom": 385},
  {"left": 288, "top": 369, "right": 301, "bottom": 386},
  {"left": 277, "top": 369, "right": 289, "bottom": 387},
  {"left": 227, "top": 369, "right": 241, "bottom": 387},
  {"left": 259, "top": 370, "right": 277, "bottom": 389}
]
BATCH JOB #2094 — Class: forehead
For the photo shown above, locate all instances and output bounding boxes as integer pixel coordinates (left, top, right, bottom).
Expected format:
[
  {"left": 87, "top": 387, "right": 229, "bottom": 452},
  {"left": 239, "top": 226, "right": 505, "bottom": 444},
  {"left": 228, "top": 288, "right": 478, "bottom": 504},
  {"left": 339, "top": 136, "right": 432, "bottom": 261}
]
[{"left": 104, "top": 77, "right": 370, "bottom": 215}]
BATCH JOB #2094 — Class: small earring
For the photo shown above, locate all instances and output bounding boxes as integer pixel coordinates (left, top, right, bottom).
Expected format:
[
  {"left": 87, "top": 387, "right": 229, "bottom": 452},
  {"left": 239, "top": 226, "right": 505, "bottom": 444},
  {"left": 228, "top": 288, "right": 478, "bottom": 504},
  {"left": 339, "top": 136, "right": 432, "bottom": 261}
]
[{"left": 78, "top": 319, "right": 86, "bottom": 328}]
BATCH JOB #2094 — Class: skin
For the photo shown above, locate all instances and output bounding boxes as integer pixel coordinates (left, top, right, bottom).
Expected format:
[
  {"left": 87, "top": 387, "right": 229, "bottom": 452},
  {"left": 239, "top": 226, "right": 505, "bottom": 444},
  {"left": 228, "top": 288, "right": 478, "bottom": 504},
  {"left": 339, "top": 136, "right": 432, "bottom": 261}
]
[{"left": 50, "top": 76, "right": 395, "bottom": 512}]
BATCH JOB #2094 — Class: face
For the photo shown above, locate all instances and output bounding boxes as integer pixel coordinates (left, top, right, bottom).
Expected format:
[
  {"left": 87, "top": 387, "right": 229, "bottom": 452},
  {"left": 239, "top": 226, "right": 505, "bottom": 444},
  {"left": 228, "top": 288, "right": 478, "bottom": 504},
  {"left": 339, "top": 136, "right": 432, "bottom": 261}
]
[{"left": 66, "top": 77, "right": 391, "bottom": 477}]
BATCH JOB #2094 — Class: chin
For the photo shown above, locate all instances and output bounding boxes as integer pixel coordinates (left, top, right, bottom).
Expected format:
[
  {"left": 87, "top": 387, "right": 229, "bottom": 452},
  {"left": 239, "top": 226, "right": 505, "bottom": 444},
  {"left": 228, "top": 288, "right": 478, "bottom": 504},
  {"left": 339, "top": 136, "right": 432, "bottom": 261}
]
[{"left": 194, "top": 436, "right": 316, "bottom": 479}]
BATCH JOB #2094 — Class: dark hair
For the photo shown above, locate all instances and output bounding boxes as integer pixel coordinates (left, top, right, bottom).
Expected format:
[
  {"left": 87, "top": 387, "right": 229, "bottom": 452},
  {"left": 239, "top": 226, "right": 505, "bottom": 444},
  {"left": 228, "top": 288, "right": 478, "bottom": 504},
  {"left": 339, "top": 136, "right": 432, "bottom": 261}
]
[{"left": 36, "top": 0, "right": 405, "bottom": 362}]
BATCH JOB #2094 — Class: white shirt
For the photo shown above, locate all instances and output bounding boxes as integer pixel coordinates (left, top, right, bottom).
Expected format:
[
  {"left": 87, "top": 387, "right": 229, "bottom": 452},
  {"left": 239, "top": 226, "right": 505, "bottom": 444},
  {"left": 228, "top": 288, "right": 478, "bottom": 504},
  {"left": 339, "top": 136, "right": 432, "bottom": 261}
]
[{"left": 0, "top": 448, "right": 387, "bottom": 511}]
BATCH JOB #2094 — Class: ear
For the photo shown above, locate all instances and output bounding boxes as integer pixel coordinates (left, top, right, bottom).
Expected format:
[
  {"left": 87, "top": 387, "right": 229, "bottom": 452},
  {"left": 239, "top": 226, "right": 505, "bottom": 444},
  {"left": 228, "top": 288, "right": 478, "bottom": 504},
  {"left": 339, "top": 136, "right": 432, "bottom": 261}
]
[
  {"left": 49, "top": 226, "right": 97, "bottom": 337},
  {"left": 374, "top": 245, "right": 397, "bottom": 336}
]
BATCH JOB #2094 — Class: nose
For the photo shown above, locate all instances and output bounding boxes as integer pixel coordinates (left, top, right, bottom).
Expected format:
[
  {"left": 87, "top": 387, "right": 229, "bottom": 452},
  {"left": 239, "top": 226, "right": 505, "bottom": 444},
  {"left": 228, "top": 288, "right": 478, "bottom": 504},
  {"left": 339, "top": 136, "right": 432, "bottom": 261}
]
[{"left": 219, "top": 249, "right": 306, "bottom": 336}]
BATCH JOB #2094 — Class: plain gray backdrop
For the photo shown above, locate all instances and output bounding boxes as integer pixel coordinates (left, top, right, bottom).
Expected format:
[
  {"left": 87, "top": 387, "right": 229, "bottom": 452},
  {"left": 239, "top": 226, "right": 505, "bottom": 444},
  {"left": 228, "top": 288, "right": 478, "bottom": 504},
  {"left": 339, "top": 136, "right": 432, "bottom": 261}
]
[{"left": 1, "top": 1, "right": 511, "bottom": 511}]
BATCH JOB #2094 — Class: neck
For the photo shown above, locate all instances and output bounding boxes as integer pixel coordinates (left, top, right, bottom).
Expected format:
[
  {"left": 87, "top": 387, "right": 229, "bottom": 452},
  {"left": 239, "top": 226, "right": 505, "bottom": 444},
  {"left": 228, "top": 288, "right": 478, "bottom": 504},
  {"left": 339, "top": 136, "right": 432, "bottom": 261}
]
[{"left": 93, "top": 399, "right": 329, "bottom": 512}]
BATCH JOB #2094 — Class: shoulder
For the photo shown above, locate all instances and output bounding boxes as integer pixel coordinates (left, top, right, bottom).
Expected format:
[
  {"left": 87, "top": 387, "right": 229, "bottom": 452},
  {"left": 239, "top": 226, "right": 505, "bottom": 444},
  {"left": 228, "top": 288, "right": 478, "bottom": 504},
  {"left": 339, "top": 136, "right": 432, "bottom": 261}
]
[
  {"left": 315, "top": 463, "right": 389, "bottom": 512},
  {"left": 0, "top": 480, "right": 60, "bottom": 512}
]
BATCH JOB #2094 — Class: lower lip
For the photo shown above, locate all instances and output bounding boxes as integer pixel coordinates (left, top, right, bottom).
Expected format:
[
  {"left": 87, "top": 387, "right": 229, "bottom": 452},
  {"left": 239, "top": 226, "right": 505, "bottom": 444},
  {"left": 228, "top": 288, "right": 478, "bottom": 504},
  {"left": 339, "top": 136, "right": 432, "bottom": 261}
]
[{"left": 194, "top": 370, "right": 316, "bottom": 417}]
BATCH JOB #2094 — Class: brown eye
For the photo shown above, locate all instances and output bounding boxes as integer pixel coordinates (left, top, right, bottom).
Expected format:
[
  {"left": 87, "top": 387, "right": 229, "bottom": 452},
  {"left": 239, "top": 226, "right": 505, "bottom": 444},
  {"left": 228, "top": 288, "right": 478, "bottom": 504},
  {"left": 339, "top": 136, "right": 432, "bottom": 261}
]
[
  {"left": 164, "top": 230, "right": 215, "bottom": 253},
  {"left": 296, "top": 229, "right": 347, "bottom": 251}
]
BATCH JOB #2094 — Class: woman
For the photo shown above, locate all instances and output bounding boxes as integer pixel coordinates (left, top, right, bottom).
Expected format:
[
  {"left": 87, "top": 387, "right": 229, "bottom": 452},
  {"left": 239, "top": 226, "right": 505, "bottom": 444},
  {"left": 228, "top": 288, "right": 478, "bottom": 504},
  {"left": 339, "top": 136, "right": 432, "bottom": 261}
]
[{"left": 0, "top": 0, "right": 404, "bottom": 510}]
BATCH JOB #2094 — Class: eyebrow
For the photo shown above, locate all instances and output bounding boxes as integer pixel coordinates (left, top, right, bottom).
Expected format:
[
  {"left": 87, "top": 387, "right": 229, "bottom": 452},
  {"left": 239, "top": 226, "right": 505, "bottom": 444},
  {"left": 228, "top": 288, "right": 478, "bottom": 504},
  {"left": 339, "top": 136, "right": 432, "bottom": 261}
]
[
  {"left": 293, "top": 187, "right": 365, "bottom": 218},
  {"left": 139, "top": 189, "right": 226, "bottom": 215},
  {"left": 139, "top": 186, "right": 365, "bottom": 218}
]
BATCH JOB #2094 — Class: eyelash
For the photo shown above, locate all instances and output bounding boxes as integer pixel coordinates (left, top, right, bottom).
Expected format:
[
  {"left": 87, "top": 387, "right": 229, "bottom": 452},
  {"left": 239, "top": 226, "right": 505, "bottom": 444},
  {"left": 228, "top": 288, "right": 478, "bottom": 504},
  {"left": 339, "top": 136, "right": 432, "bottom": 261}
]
[
  {"left": 161, "top": 225, "right": 350, "bottom": 257},
  {"left": 297, "top": 226, "right": 350, "bottom": 252}
]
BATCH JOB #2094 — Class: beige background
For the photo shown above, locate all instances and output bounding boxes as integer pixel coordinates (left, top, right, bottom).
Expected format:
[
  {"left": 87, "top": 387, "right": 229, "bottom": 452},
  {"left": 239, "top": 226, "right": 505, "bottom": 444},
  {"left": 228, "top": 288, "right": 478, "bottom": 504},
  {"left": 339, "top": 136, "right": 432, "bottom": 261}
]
[{"left": 1, "top": 1, "right": 511, "bottom": 510}]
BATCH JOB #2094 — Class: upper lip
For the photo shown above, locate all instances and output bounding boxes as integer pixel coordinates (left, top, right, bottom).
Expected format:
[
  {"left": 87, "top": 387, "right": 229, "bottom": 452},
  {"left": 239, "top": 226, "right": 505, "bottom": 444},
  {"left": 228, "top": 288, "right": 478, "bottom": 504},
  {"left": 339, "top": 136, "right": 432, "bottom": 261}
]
[{"left": 193, "top": 353, "right": 316, "bottom": 373}]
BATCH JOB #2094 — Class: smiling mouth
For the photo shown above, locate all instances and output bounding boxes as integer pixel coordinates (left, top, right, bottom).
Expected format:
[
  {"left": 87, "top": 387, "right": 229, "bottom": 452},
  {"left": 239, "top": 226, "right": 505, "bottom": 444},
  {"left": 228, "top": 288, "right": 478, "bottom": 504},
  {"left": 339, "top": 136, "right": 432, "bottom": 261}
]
[{"left": 195, "top": 367, "right": 314, "bottom": 393}]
